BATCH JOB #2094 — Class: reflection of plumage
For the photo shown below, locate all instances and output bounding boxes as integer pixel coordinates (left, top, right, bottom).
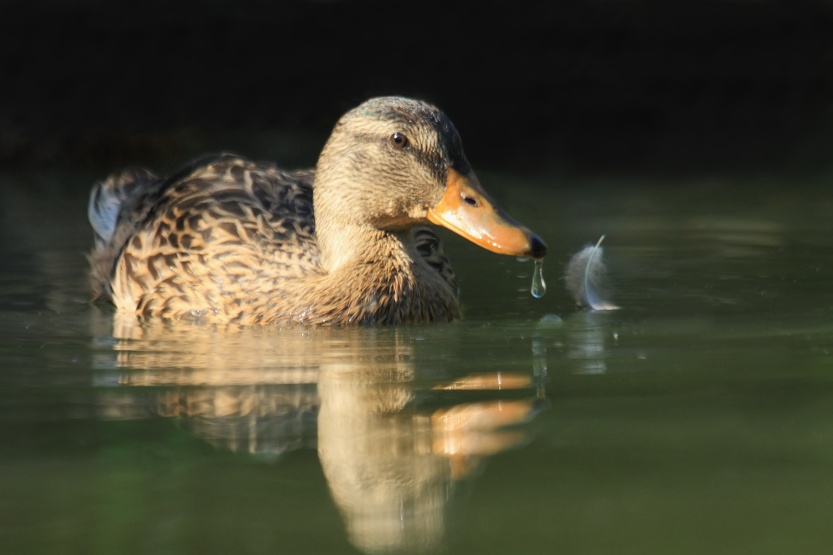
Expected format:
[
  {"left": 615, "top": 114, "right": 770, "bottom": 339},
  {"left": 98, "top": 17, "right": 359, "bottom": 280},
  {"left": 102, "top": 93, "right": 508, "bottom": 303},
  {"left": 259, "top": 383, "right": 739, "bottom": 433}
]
[
  {"left": 93, "top": 316, "right": 544, "bottom": 554},
  {"left": 88, "top": 97, "right": 545, "bottom": 326}
]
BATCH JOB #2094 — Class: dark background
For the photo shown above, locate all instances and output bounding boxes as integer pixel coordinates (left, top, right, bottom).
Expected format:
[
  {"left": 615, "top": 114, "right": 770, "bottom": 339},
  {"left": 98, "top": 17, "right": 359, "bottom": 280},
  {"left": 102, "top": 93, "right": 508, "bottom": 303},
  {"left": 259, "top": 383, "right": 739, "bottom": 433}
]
[{"left": 3, "top": 0, "right": 832, "bottom": 178}]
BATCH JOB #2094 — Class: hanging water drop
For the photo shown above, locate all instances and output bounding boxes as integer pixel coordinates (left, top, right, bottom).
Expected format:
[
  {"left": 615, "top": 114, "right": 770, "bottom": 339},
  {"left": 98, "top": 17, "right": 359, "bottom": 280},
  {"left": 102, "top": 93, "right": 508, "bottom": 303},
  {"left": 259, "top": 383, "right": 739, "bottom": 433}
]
[{"left": 531, "top": 258, "right": 547, "bottom": 298}]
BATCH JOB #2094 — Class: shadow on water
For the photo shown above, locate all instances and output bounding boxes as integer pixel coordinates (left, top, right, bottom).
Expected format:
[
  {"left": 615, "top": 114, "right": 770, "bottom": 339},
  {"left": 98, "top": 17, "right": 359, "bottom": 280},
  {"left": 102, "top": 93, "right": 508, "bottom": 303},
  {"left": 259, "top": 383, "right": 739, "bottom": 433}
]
[{"left": 89, "top": 312, "right": 550, "bottom": 554}]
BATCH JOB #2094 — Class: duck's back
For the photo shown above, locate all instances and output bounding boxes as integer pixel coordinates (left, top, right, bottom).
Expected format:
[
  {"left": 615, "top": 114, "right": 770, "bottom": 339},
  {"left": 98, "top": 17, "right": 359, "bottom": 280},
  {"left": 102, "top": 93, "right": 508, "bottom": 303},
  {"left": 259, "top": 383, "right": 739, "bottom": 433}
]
[{"left": 89, "top": 153, "right": 322, "bottom": 323}]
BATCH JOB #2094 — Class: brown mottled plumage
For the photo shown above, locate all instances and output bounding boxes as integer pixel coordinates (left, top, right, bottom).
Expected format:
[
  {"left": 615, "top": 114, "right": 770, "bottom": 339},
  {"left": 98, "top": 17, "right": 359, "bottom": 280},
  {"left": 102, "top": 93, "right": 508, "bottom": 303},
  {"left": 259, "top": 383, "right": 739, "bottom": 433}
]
[{"left": 87, "top": 97, "right": 546, "bottom": 326}]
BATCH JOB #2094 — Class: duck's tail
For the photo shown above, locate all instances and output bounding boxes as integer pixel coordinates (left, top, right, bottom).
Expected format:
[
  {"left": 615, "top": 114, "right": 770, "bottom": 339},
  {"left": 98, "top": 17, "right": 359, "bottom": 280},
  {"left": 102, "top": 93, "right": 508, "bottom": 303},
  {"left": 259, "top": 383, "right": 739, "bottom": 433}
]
[
  {"left": 87, "top": 166, "right": 158, "bottom": 300},
  {"left": 88, "top": 166, "right": 158, "bottom": 247}
]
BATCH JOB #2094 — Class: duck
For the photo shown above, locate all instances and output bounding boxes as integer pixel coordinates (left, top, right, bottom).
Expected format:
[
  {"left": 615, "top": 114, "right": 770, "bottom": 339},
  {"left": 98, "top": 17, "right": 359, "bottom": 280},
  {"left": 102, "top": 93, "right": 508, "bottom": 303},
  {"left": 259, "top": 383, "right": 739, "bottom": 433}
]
[{"left": 87, "top": 96, "right": 547, "bottom": 326}]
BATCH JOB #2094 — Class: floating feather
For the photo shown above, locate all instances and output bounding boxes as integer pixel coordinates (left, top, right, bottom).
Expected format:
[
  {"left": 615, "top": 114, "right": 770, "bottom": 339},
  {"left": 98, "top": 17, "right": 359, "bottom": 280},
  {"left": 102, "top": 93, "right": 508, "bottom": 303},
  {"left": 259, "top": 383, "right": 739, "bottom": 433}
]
[{"left": 564, "top": 235, "right": 619, "bottom": 310}]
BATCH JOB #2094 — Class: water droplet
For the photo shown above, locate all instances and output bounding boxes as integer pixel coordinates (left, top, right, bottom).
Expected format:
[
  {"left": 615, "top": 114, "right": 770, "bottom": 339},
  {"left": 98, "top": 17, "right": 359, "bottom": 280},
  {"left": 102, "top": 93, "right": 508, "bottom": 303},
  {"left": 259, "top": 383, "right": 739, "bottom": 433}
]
[
  {"left": 537, "top": 313, "right": 562, "bottom": 328},
  {"left": 531, "top": 258, "right": 546, "bottom": 298}
]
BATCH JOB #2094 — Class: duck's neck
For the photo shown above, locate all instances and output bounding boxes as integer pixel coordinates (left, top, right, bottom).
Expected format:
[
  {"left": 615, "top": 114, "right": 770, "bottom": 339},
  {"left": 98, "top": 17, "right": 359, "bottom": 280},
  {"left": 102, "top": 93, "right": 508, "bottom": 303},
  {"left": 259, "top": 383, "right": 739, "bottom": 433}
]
[
  {"left": 306, "top": 171, "right": 459, "bottom": 325},
  {"left": 306, "top": 220, "right": 454, "bottom": 324},
  {"left": 317, "top": 220, "right": 409, "bottom": 274}
]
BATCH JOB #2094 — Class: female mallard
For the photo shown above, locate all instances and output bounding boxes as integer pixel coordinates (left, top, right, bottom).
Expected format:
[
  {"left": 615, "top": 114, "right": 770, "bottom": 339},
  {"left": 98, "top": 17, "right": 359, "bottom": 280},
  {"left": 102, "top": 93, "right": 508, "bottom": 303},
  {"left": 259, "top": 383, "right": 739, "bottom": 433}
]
[{"left": 88, "top": 97, "right": 547, "bottom": 325}]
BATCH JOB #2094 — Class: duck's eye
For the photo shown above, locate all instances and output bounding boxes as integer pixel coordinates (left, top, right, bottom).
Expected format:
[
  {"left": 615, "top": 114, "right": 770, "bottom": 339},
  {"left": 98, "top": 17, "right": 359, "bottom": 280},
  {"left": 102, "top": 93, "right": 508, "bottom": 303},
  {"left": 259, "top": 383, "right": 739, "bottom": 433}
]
[{"left": 390, "top": 132, "right": 409, "bottom": 149}]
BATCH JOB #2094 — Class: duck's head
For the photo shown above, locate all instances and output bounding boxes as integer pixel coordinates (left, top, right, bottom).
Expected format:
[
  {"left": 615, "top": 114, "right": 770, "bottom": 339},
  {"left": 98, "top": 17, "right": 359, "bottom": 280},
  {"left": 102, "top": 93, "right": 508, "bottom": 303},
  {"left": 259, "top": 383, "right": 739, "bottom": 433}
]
[{"left": 314, "top": 97, "right": 547, "bottom": 264}]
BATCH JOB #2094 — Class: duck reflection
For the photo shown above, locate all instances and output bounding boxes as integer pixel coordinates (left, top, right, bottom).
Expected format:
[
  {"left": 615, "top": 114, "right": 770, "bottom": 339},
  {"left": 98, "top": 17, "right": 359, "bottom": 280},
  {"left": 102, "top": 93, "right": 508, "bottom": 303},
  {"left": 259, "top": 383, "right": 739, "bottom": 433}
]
[{"left": 93, "top": 312, "right": 547, "bottom": 554}]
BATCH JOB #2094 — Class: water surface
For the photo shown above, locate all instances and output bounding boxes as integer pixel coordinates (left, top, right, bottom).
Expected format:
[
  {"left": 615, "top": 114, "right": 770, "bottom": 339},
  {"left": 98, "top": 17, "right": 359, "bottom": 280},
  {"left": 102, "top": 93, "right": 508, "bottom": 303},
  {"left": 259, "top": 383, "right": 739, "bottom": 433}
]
[{"left": 2, "top": 168, "right": 832, "bottom": 554}]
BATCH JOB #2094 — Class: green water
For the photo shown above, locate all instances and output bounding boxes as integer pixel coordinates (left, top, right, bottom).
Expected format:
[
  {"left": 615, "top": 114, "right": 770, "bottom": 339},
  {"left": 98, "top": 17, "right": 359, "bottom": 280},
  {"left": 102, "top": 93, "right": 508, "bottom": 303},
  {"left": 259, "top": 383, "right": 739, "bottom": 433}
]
[{"left": 2, "top": 168, "right": 833, "bottom": 554}]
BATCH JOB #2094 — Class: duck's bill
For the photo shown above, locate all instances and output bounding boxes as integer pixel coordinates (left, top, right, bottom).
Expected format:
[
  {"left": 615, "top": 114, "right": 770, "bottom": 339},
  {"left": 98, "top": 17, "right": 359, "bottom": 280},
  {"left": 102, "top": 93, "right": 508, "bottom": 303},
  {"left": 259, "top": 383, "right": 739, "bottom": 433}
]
[{"left": 427, "top": 169, "right": 547, "bottom": 258}]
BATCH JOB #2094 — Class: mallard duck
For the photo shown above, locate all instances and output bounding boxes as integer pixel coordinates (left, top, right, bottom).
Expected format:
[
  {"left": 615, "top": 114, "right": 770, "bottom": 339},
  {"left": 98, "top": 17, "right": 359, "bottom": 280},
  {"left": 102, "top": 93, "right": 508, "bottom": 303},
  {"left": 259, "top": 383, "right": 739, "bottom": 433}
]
[{"left": 87, "top": 97, "right": 546, "bottom": 325}]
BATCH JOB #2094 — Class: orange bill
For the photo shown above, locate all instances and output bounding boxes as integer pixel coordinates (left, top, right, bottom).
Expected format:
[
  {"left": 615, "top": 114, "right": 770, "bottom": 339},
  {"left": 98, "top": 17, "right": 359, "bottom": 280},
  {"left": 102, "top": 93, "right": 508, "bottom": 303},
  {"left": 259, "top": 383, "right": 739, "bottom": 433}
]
[{"left": 427, "top": 169, "right": 547, "bottom": 258}]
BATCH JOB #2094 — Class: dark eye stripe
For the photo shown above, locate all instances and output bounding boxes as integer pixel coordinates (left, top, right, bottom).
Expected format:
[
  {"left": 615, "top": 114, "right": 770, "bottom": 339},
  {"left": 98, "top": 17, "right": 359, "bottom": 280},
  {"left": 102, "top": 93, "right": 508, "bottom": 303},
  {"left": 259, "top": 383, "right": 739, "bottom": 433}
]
[{"left": 342, "top": 128, "right": 458, "bottom": 183}]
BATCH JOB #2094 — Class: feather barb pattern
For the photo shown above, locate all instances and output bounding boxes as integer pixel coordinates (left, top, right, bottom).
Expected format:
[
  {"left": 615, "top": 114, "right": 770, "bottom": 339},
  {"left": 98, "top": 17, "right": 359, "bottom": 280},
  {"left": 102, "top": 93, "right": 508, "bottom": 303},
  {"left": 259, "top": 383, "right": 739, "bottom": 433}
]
[{"left": 564, "top": 235, "right": 619, "bottom": 311}]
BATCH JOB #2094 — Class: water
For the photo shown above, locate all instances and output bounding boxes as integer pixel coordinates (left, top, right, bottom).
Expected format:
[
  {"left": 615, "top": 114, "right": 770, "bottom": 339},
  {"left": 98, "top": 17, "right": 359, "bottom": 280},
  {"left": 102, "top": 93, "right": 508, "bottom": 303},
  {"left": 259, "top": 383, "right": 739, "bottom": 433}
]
[
  {"left": 531, "top": 259, "right": 546, "bottom": 299},
  {"left": 2, "top": 167, "right": 833, "bottom": 554}
]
